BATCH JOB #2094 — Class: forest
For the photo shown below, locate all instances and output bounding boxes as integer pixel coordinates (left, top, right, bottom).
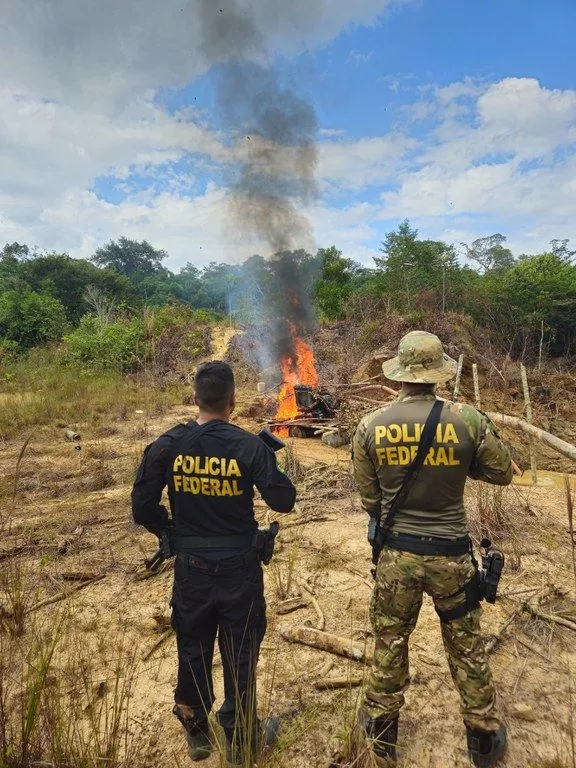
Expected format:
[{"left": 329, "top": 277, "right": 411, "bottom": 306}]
[{"left": 1, "top": 220, "right": 576, "bottom": 372}]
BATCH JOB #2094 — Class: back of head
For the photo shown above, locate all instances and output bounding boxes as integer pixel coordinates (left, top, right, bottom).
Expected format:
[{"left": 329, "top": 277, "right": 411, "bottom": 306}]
[{"left": 194, "top": 361, "right": 235, "bottom": 413}]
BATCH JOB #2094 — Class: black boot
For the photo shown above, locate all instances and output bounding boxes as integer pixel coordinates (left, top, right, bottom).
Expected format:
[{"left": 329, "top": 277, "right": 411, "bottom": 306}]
[
  {"left": 466, "top": 723, "right": 507, "bottom": 768},
  {"left": 224, "top": 716, "right": 279, "bottom": 767},
  {"left": 173, "top": 704, "right": 212, "bottom": 761},
  {"left": 361, "top": 714, "right": 398, "bottom": 764}
]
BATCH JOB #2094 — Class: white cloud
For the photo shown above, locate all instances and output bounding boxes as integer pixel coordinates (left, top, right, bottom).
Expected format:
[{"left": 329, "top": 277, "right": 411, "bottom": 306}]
[
  {"left": 379, "top": 78, "right": 576, "bottom": 251},
  {"left": 319, "top": 135, "right": 417, "bottom": 188},
  {"left": 1, "top": 0, "right": 575, "bottom": 278},
  {"left": 1, "top": 0, "right": 400, "bottom": 114}
]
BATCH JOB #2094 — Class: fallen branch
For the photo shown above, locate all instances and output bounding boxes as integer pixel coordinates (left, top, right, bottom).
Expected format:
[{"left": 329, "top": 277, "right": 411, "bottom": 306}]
[
  {"left": 276, "top": 597, "right": 309, "bottom": 615},
  {"left": 278, "top": 625, "right": 370, "bottom": 664},
  {"left": 300, "top": 583, "right": 325, "bottom": 631},
  {"left": 522, "top": 604, "right": 576, "bottom": 633},
  {"left": 344, "top": 567, "right": 374, "bottom": 589},
  {"left": 336, "top": 375, "right": 384, "bottom": 388},
  {"left": 487, "top": 412, "right": 576, "bottom": 463},
  {"left": 485, "top": 609, "right": 521, "bottom": 654},
  {"left": 27, "top": 574, "right": 106, "bottom": 614},
  {"left": 315, "top": 676, "right": 363, "bottom": 690},
  {"left": 349, "top": 395, "right": 388, "bottom": 405},
  {"left": 142, "top": 628, "right": 174, "bottom": 661},
  {"left": 59, "top": 571, "right": 101, "bottom": 582},
  {"left": 340, "top": 384, "right": 397, "bottom": 397}
]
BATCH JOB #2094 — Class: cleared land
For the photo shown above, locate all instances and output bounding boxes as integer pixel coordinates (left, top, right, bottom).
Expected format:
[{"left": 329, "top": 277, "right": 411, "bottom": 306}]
[{"left": 2, "top": 382, "right": 575, "bottom": 768}]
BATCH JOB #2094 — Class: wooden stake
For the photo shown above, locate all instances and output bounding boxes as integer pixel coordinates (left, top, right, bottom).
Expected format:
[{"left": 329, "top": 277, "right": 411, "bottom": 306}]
[
  {"left": 453, "top": 354, "right": 464, "bottom": 401},
  {"left": 565, "top": 475, "right": 576, "bottom": 593},
  {"left": 520, "top": 364, "right": 538, "bottom": 486},
  {"left": 472, "top": 364, "right": 481, "bottom": 409}
]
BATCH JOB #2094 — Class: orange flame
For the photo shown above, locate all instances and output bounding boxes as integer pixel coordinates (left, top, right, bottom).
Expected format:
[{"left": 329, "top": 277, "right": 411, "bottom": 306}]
[{"left": 275, "top": 327, "right": 318, "bottom": 434}]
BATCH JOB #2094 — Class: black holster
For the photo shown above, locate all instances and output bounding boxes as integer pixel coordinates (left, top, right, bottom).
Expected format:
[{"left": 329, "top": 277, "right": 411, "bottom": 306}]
[
  {"left": 254, "top": 521, "right": 280, "bottom": 565},
  {"left": 368, "top": 515, "right": 383, "bottom": 568}
]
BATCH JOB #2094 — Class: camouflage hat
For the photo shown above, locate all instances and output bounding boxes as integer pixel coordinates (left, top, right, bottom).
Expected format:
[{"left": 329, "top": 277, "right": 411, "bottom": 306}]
[{"left": 381, "top": 330, "right": 458, "bottom": 383}]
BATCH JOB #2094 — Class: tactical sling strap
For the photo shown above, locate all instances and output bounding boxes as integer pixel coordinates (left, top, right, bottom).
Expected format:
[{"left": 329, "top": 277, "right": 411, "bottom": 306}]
[
  {"left": 370, "top": 399, "right": 444, "bottom": 568},
  {"left": 382, "top": 398, "right": 445, "bottom": 535}
]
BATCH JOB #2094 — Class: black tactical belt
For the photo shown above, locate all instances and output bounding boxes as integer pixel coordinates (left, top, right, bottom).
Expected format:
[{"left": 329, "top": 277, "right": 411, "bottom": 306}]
[
  {"left": 383, "top": 532, "right": 471, "bottom": 557},
  {"left": 175, "top": 534, "right": 254, "bottom": 550}
]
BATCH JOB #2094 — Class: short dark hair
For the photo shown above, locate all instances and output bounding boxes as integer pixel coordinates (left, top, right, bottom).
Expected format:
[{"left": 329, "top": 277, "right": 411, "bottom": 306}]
[{"left": 194, "top": 361, "right": 235, "bottom": 412}]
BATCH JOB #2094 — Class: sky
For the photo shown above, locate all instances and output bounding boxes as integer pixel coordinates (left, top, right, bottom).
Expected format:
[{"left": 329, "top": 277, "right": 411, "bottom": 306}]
[{"left": 1, "top": 0, "right": 576, "bottom": 272}]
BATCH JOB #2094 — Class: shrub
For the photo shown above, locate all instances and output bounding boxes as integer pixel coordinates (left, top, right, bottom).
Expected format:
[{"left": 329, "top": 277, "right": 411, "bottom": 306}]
[
  {"left": 64, "top": 315, "right": 146, "bottom": 372},
  {"left": 0, "top": 290, "right": 68, "bottom": 349}
]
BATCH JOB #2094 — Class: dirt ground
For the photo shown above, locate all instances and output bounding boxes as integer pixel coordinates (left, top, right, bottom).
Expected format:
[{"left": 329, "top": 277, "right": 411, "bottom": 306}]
[{"left": 2, "top": 374, "right": 576, "bottom": 768}]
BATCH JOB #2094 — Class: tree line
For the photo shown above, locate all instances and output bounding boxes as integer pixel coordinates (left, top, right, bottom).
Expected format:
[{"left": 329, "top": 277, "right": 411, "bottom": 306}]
[{"left": 1, "top": 221, "right": 575, "bottom": 366}]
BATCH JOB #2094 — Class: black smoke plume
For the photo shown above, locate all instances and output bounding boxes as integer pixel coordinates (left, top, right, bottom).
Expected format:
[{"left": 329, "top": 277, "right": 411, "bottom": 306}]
[{"left": 195, "top": 0, "right": 319, "bottom": 372}]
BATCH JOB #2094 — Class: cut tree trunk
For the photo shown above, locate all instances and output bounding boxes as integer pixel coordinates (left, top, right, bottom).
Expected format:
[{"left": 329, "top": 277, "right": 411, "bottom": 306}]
[{"left": 278, "top": 625, "right": 371, "bottom": 664}]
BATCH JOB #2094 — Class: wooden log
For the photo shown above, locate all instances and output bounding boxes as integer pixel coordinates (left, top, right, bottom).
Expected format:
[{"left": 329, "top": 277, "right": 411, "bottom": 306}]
[
  {"left": 278, "top": 625, "right": 371, "bottom": 664},
  {"left": 315, "top": 676, "right": 363, "bottom": 690},
  {"left": 520, "top": 364, "right": 538, "bottom": 485},
  {"left": 487, "top": 412, "right": 576, "bottom": 463},
  {"left": 276, "top": 597, "right": 309, "bottom": 615}
]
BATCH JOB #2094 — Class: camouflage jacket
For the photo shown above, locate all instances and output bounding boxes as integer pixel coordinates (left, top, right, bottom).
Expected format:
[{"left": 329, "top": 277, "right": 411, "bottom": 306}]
[{"left": 352, "top": 393, "right": 513, "bottom": 539}]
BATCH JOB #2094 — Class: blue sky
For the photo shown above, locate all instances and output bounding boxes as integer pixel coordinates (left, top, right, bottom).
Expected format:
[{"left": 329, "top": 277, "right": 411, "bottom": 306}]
[{"left": 2, "top": 0, "right": 576, "bottom": 270}]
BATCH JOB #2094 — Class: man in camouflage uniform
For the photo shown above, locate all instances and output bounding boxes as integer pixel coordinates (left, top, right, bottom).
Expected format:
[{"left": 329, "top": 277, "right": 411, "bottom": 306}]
[{"left": 353, "top": 331, "right": 512, "bottom": 768}]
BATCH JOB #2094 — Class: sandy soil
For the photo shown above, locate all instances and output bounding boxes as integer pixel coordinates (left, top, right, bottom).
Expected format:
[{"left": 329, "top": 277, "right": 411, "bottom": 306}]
[{"left": 1, "top": 387, "right": 576, "bottom": 768}]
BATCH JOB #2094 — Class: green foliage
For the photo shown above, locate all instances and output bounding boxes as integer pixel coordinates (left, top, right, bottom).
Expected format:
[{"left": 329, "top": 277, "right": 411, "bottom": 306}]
[
  {"left": 2, "top": 225, "right": 576, "bottom": 364},
  {"left": 315, "top": 246, "right": 361, "bottom": 320},
  {"left": 374, "top": 219, "right": 461, "bottom": 311},
  {"left": 0, "top": 290, "right": 68, "bottom": 349},
  {"left": 462, "top": 234, "right": 516, "bottom": 273},
  {"left": 64, "top": 315, "right": 146, "bottom": 372},
  {"left": 91, "top": 236, "right": 167, "bottom": 277},
  {"left": 23, "top": 253, "right": 130, "bottom": 322}
]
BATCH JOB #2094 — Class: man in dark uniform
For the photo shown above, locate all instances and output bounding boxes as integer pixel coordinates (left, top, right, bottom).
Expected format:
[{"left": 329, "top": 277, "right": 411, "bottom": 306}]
[
  {"left": 132, "top": 361, "right": 296, "bottom": 765},
  {"left": 353, "top": 331, "right": 513, "bottom": 768}
]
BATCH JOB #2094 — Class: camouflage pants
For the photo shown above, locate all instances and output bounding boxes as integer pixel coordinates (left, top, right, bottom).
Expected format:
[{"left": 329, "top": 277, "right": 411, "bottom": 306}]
[{"left": 363, "top": 547, "right": 500, "bottom": 732}]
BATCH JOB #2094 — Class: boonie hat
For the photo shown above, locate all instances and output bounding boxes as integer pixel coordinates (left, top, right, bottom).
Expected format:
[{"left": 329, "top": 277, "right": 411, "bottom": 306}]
[{"left": 381, "top": 330, "right": 458, "bottom": 384}]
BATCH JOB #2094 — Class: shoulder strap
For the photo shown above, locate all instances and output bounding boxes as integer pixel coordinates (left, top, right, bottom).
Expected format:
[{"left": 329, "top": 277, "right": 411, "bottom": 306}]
[{"left": 381, "top": 399, "right": 444, "bottom": 534}]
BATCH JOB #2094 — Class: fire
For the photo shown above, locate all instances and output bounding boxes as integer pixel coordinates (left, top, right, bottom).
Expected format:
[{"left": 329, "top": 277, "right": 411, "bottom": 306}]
[{"left": 275, "top": 329, "right": 318, "bottom": 434}]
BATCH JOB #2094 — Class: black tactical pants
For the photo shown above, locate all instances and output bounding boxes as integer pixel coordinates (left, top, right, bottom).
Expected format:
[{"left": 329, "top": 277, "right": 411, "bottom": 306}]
[{"left": 171, "top": 550, "right": 266, "bottom": 732}]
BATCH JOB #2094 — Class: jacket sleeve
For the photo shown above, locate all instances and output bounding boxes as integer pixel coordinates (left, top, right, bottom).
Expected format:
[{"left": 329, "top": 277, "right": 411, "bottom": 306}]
[
  {"left": 352, "top": 418, "right": 381, "bottom": 517},
  {"left": 469, "top": 415, "right": 513, "bottom": 486},
  {"left": 252, "top": 442, "right": 296, "bottom": 513},
  {"left": 131, "top": 435, "right": 173, "bottom": 535}
]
